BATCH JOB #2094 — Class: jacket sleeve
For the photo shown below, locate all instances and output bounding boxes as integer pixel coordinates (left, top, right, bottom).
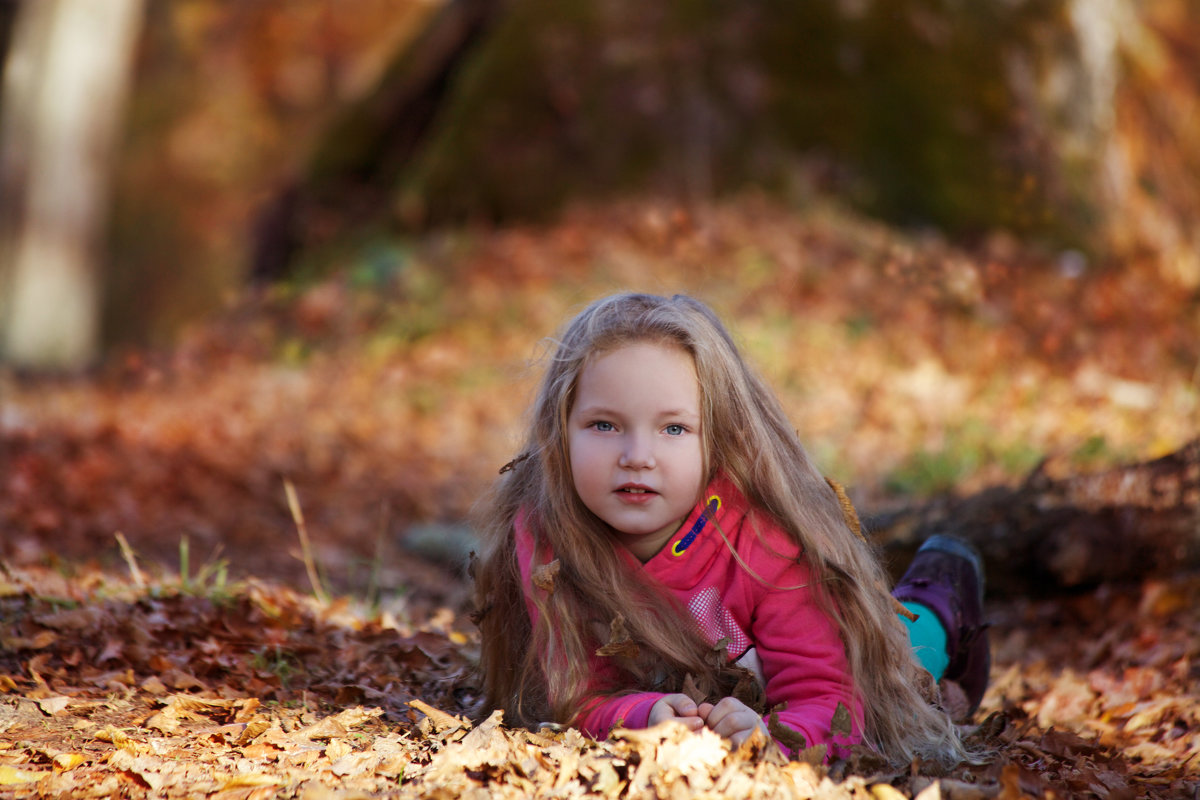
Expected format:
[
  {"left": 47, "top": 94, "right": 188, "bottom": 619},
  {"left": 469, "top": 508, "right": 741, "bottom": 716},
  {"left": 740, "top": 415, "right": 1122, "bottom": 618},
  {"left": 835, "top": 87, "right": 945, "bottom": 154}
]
[
  {"left": 574, "top": 687, "right": 661, "bottom": 736},
  {"left": 744, "top": 539, "right": 863, "bottom": 758}
]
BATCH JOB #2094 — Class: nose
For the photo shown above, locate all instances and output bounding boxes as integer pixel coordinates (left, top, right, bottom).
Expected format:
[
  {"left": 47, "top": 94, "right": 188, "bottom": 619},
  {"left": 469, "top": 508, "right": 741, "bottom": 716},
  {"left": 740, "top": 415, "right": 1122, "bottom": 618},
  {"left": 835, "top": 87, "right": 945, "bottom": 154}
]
[{"left": 618, "top": 432, "right": 655, "bottom": 469}]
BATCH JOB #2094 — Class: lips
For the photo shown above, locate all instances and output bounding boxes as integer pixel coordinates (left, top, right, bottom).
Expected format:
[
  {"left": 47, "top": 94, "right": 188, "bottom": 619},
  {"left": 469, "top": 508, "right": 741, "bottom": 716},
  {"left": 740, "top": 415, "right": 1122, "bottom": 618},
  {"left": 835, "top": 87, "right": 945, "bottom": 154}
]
[{"left": 615, "top": 484, "right": 658, "bottom": 503}]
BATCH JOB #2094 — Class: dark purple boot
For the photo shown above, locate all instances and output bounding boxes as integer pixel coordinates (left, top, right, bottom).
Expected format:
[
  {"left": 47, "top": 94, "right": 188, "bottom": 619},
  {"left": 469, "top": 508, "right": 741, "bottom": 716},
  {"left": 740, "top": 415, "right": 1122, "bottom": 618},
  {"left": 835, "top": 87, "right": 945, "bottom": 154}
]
[{"left": 892, "top": 534, "right": 991, "bottom": 717}]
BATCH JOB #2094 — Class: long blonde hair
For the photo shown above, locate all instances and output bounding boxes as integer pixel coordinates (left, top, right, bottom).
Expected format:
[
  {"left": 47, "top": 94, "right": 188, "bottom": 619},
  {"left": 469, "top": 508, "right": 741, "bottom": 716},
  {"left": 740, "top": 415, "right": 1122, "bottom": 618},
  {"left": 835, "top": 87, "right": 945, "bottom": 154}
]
[{"left": 472, "top": 293, "right": 968, "bottom": 766}]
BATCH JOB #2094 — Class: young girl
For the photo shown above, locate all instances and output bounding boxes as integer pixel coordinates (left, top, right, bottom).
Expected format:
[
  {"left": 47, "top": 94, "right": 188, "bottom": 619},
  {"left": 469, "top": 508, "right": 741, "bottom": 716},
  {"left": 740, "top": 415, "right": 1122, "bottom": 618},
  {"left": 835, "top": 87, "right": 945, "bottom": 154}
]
[{"left": 472, "top": 292, "right": 989, "bottom": 766}]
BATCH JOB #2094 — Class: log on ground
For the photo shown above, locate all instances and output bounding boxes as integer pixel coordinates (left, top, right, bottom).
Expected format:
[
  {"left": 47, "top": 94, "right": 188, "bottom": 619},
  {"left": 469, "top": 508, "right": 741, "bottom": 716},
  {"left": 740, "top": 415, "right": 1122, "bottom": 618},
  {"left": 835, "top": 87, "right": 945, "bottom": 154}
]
[{"left": 868, "top": 440, "right": 1200, "bottom": 596}]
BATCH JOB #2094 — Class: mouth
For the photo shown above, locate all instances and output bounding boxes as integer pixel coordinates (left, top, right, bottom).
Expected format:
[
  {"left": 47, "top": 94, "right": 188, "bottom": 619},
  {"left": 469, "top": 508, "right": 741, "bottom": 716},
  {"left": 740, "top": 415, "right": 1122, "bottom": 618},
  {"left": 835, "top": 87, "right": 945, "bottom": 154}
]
[{"left": 616, "top": 484, "right": 657, "bottom": 495}]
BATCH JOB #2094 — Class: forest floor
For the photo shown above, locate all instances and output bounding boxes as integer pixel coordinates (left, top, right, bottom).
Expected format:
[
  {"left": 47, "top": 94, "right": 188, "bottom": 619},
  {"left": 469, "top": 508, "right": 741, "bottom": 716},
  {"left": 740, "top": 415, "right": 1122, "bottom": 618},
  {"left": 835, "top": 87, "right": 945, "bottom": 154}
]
[{"left": 2, "top": 196, "right": 1198, "bottom": 798}]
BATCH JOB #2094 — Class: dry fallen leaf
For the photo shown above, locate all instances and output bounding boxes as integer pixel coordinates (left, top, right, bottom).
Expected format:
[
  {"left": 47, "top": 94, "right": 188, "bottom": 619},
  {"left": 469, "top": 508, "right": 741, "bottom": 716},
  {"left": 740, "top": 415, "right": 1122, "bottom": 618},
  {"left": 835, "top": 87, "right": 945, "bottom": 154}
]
[
  {"left": 531, "top": 559, "right": 561, "bottom": 593},
  {"left": 35, "top": 695, "right": 71, "bottom": 716},
  {"left": 595, "top": 613, "right": 640, "bottom": 659},
  {"left": 0, "top": 765, "right": 43, "bottom": 785},
  {"left": 51, "top": 753, "right": 85, "bottom": 772},
  {"left": 407, "top": 698, "right": 464, "bottom": 732}
]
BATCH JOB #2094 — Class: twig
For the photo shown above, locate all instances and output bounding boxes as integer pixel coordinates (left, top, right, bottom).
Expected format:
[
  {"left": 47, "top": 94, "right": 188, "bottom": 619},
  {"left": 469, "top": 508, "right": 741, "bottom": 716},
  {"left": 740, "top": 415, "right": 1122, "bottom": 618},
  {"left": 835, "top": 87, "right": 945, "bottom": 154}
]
[
  {"left": 114, "top": 532, "right": 146, "bottom": 589},
  {"left": 283, "top": 479, "right": 329, "bottom": 606}
]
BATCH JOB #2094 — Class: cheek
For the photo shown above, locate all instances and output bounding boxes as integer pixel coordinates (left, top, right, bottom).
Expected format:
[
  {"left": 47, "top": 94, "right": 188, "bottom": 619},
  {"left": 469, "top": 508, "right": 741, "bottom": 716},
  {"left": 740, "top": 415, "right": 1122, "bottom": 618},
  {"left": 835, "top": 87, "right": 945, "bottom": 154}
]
[{"left": 567, "top": 433, "right": 597, "bottom": 487}]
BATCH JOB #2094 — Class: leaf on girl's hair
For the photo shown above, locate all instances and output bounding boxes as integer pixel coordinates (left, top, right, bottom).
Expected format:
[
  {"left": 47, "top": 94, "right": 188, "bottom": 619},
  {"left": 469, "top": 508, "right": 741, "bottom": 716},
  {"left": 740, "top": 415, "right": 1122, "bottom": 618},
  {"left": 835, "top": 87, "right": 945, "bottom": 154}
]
[
  {"left": 681, "top": 674, "right": 706, "bottom": 705},
  {"left": 767, "top": 706, "right": 807, "bottom": 754},
  {"left": 708, "top": 637, "right": 731, "bottom": 669},
  {"left": 831, "top": 701, "right": 853, "bottom": 738},
  {"left": 531, "top": 560, "right": 561, "bottom": 593},
  {"left": 595, "top": 613, "right": 639, "bottom": 659},
  {"left": 731, "top": 668, "right": 766, "bottom": 713}
]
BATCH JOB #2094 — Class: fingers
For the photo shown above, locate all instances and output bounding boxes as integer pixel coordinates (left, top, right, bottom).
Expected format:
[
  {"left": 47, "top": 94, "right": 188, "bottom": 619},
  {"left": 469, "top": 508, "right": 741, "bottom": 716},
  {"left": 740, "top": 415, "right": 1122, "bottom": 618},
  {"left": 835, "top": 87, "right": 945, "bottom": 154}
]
[
  {"left": 648, "top": 694, "right": 702, "bottom": 727},
  {"left": 651, "top": 695, "right": 768, "bottom": 744},
  {"left": 701, "top": 697, "right": 767, "bottom": 743}
]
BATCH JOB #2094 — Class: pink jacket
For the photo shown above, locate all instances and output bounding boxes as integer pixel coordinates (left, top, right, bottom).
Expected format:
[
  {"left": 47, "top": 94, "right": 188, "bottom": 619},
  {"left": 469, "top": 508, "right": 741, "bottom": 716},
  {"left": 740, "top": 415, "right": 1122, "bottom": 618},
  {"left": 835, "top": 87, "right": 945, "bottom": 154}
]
[{"left": 515, "top": 475, "right": 862, "bottom": 755}]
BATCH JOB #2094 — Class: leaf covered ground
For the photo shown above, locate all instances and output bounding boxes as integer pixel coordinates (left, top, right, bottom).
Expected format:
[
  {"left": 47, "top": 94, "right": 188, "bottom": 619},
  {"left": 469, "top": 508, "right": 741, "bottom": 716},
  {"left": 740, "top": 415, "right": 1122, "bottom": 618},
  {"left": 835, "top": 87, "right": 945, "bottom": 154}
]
[
  {"left": 2, "top": 197, "right": 1199, "bottom": 797},
  {"left": 1, "top": 562, "right": 1198, "bottom": 799}
]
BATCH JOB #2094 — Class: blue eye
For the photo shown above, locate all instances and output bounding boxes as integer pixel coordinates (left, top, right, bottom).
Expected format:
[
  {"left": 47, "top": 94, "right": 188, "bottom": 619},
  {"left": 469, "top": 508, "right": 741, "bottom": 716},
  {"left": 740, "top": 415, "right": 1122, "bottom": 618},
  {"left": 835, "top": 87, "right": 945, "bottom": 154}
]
[
  {"left": 593, "top": 421, "right": 615, "bottom": 432},
  {"left": 664, "top": 424, "right": 685, "bottom": 436}
]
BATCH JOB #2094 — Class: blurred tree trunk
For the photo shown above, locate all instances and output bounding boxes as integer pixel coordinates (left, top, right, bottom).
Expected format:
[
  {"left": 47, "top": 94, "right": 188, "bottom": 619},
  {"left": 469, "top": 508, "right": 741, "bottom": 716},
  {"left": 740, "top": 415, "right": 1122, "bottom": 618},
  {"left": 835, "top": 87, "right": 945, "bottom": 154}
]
[
  {"left": 0, "top": 0, "right": 144, "bottom": 370},
  {"left": 251, "top": 0, "right": 506, "bottom": 282},
  {"left": 0, "top": 2, "right": 19, "bottom": 77},
  {"left": 870, "top": 440, "right": 1200, "bottom": 597}
]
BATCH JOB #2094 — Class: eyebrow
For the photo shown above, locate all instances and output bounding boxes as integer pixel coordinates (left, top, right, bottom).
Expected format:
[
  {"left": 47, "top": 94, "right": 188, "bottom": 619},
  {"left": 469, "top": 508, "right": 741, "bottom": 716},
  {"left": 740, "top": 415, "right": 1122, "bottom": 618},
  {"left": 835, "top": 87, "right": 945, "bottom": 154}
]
[{"left": 574, "top": 405, "right": 700, "bottom": 420}]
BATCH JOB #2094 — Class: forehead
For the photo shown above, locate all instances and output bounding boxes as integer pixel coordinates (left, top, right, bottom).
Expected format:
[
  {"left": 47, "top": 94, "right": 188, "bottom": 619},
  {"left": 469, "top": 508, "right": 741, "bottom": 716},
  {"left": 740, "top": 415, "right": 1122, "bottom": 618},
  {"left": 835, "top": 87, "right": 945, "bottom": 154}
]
[{"left": 573, "top": 342, "right": 699, "bottom": 407}]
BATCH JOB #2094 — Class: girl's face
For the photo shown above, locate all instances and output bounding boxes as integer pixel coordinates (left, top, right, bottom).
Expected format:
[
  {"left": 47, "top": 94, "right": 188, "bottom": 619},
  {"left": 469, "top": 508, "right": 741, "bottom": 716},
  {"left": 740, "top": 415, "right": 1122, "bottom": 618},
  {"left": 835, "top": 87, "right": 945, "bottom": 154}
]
[{"left": 567, "top": 342, "right": 705, "bottom": 561}]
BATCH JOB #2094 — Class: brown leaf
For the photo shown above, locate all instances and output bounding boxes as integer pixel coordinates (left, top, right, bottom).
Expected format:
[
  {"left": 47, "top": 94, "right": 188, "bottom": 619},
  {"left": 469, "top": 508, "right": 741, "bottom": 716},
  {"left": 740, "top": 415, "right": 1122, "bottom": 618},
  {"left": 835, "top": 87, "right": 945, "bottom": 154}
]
[
  {"left": 595, "top": 613, "right": 639, "bottom": 659},
  {"left": 531, "top": 559, "right": 561, "bottom": 593},
  {"left": 143, "top": 708, "right": 180, "bottom": 734},
  {"left": 794, "top": 744, "right": 828, "bottom": 767},
  {"left": 408, "top": 698, "right": 464, "bottom": 732},
  {"left": 830, "top": 701, "right": 853, "bottom": 738},
  {"left": 139, "top": 675, "right": 168, "bottom": 696},
  {"left": 681, "top": 674, "right": 706, "bottom": 705},
  {"left": 234, "top": 698, "right": 261, "bottom": 724},
  {"left": 767, "top": 707, "right": 807, "bottom": 754},
  {"left": 730, "top": 668, "right": 765, "bottom": 714}
]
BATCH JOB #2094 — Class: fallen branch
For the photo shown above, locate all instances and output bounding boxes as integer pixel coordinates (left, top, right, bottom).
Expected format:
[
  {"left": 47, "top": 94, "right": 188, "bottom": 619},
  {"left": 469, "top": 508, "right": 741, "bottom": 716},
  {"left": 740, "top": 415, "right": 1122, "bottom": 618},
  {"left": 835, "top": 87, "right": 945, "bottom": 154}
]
[{"left": 868, "top": 440, "right": 1200, "bottom": 596}]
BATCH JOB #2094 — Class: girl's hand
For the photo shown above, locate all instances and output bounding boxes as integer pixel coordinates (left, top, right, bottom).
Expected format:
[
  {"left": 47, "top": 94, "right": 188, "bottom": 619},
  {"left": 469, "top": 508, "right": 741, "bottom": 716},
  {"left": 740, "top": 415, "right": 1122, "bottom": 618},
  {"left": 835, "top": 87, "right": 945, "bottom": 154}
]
[
  {"left": 648, "top": 694, "right": 706, "bottom": 732},
  {"left": 697, "top": 697, "right": 769, "bottom": 748}
]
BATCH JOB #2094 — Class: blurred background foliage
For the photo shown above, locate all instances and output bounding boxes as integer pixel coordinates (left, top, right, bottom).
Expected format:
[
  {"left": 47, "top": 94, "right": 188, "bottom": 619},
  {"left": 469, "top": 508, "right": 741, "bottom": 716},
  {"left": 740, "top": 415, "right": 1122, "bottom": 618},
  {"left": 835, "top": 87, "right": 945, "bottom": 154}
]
[
  {"left": 1, "top": 0, "right": 1198, "bottom": 579},
  {"left": 3, "top": 0, "right": 1194, "bottom": 352}
]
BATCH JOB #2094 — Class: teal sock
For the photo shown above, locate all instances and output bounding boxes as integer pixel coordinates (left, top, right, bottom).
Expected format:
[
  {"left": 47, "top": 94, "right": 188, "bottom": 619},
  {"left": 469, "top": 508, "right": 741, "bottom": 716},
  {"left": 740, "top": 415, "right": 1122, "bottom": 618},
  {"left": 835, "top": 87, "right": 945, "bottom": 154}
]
[{"left": 900, "top": 601, "right": 949, "bottom": 681}]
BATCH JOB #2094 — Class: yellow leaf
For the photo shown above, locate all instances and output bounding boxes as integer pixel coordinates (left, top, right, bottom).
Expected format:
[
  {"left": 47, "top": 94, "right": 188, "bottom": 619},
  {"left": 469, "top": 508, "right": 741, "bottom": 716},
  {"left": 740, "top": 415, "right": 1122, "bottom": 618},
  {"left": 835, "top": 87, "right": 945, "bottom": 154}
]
[
  {"left": 52, "top": 753, "right": 86, "bottom": 772},
  {"left": 325, "top": 738, "right": 352, "bottom": 761},
  {"left": 94, "top": 725, "right": 131, "bottom": 747},
  {"left": 0, "top": 765, "right": 42, "bottom": 785},
  {"left": 871, "top": 783, "right": 910, "bottom": 800}
]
